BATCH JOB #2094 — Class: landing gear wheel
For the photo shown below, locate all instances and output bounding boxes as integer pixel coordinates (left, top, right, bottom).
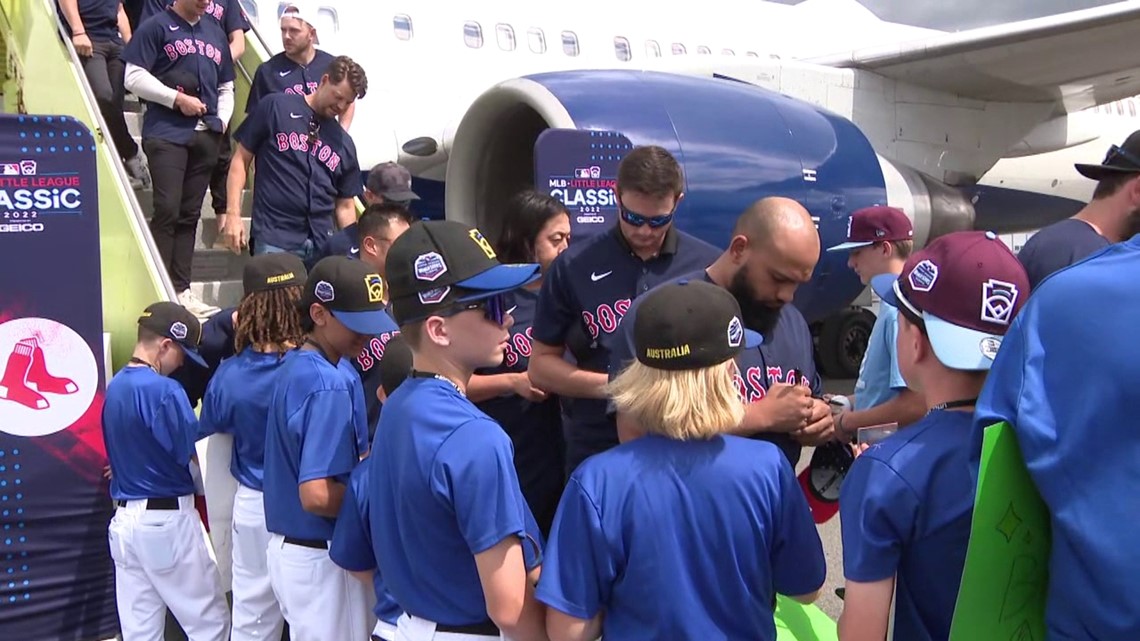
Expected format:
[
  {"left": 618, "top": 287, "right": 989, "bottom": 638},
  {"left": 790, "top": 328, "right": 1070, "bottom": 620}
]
[{"left": 817, "top": 308, "right": 875, "bottom": 379}]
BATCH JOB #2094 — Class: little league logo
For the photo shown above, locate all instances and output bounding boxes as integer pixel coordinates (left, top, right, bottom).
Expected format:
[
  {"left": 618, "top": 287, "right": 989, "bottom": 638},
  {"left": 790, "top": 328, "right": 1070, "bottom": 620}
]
[
  {"left": 365, "top": 274, "right": 385, "bottom": 303},
  {"left": 980, "top": 279, "right": 1020, "bottom": 325},
  {"left": 727, "top": 316, "right": 744, "bottom": 348}
]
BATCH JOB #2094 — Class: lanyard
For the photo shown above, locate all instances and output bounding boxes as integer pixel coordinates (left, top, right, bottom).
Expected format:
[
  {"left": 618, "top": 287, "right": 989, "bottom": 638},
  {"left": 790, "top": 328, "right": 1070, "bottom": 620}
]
[
  {"left": 128, "top": 356, "right": 159, "bottom": 374},
  {"left": 928, "top": 397, "right": 978, "bottom": 413},
  {"left": 303, "top": 338, "right": 336, "bottom": 365},
  {"left": 410, "top": 370, "right": 465, "bottom": 397}
]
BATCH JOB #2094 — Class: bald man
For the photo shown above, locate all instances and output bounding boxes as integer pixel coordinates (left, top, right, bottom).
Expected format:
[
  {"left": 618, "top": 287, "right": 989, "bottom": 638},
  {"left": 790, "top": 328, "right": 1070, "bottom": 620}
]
[{"left": 609, "top": 197, "right": 832, "bottom": 466}]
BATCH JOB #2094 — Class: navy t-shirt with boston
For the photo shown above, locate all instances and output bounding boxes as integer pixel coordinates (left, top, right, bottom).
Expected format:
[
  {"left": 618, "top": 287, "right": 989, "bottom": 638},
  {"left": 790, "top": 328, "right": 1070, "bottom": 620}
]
[
  {"left": 609, "top": 270, "right": 820, "bottom": 467},
  {"left": 246, "top": 49, "right": 336, "bottom": 114},
  {"left": 840, "top": 410, "right": 976, "bottom": 641},
  {"left": 532, "top": 226, "right": 720, "bottom": 470},
  {"left": 139, "top": 0, "right": 249, "bottom": 35},
  {"left": 103, "top": 366, "right": 200, "bottom": 501},
  {"left": 121, "top": 7, "right": 235, "bottom": 144},
  {"left": 1016, "top": 218, "right": 1109, "bottom": 290},
  {"left": 233, "top": 91, "right": 363, "bottom": 252},
  {"left": 62, "top": 0, "right": 122, "bottom": 40},
  {"left": 475, "top": 288, "right": 565, "bottom": 535}
]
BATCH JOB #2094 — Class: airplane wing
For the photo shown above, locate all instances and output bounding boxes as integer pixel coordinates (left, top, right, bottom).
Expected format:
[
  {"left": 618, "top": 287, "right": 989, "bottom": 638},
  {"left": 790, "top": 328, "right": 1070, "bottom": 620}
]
[{"left": 805, "top": 1, "right": 1140, "bottom": 110}]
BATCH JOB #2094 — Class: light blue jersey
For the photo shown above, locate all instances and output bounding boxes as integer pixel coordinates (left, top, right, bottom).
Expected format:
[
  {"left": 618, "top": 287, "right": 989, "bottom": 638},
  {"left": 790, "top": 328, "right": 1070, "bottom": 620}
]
[{"left": 853, "top": 304, "right": 907, "bottom": 411}]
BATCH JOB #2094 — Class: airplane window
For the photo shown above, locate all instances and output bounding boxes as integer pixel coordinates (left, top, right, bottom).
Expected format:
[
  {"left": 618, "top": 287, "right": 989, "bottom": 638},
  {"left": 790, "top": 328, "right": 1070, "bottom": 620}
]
[
  {"left": 393, "top": 14, "right": 413, "bottom": 40},
  {"left": 721, "top": 48, "right": 734, "bottom": 56},
  {"left": 497, "top": 24, "right": 516, "bottom": 51},
  {"left": 697, "top": 46, "right": 711, "bottom": 55},
  {"left": 746, "top": 51, "right": 759, "bottom": 57},
  {"left": 671, "top": 43, "right": 686, "bottom": 55},
  {"left": 614, "top": 36, "right": 632, "bottom": 62},
  {"left": 464, "top": 21, "right": 483, "bottom": 49},
  {"left": 562, "top": 31, "right": 579, "bottom": 56},
  {"left": 1131, "top": 101, "right": 1137, "bottom": 117},
  {"left": 645, "top": 40, "right": 661, "bottom": 57},
  {"left": 239, "top": 0, "right": 256, "bottom": 23},
  {"left": 1117, "top": 102, "right": 1124, "bottom": 115},
  {"left": 528, "top": 27, "right": 546, "bottom": 53}
]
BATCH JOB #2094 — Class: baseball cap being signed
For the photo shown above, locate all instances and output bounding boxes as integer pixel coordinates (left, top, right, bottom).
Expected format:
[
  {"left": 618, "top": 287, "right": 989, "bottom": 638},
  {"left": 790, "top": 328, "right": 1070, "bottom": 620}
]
[
  {"left": 300, "top": 256, "right": 396, "bottom": 335},
  {"left": 827, "top": 205, "right": 913, "bottom": 252},
  {"left": 137, "top": 301, "right": 207, "bottom": 368},
  {"left": 632, "top": 280, "right": 763, "bottom": 370},
  {"left": 870, "top": 231, "right": 1029, "bottom": 370},
  {"left": 385, "top": 221, "right": 540, "bottom": 324},
  {"left": 242, "top": 253, "right": 306, "bottom": 298}
]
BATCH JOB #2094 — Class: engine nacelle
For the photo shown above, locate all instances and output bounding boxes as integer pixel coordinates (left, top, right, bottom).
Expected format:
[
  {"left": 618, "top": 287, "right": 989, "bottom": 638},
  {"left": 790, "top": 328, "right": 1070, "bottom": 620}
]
[{"left": 446, "top": 70, "right": 975, "bottom": 323}]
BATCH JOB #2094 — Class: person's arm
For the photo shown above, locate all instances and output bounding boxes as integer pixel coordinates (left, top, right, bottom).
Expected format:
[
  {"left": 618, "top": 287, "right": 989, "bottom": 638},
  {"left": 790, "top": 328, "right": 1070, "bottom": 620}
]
[
  {"left": 59, "top": 0, "right": 93, "bottom": 57},
  {"left": 152, "top": 385, "right": 201, "bottom": 467},
  {"left": 838, "top": 578, "right": 894, "bottom": 641},
  {"left": 298, "top": 478, "right": 346, "bottom": 517},
  {"left": 296, "top": 389, "right": 359, "bottom": 518},
  {"left": 546, "top": 609, "right": 602, "bottom": 641},
  {"left": 468, "top": 372, "right": 547, "bottom": 403},
  {"left": 339, "top": 101, "right": 355, "bottom": 132},
  {"left": 475, "top": 537, "right": 549, "bottom": 641},
  {"left": 124, "top": 63, "right": 182, "bottom": 109},
  {"left": 334, "top": 197, "right": 357, "bottom": 230},
  {"left": 228, "top": 29, "right": 245, "bottom": 62},
  {"left": 117, "top": 2, "right": 132, "bottom": 43},
  {"left": 529, "top": 341, "right": 609, "bottom": 399},
  {"left": 727, "top": 383, "right": 814, "bottom": 436},
  {"left": 221, "top": 142, "right": 252, "bottom": 250},
  {"left": 217, "top": 81, "right": 235, "bottom": 129},
  {"left": 838, "top": 389, "right": 925, "bottom": 436}
]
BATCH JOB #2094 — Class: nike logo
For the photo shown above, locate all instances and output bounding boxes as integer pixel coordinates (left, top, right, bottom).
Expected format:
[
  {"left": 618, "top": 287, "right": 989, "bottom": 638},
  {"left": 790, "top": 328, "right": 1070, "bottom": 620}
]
[
  {"left": 278, "top": 70, "right": 292, "bottom": 77},
  {"left": 289, "top": 113, "right": 304, "bottom": 119},
  {"left": 349, "top": 247, "right": 359, "bottom": 255},
  {"left": 506, "top": 305, "right": 518, "bottom": 315},
  {"left": 168, "top": 25, "right": 179, "bottom": 31},
  {"left": 590, "top": 271, "right": 613, "bottom": 282}
]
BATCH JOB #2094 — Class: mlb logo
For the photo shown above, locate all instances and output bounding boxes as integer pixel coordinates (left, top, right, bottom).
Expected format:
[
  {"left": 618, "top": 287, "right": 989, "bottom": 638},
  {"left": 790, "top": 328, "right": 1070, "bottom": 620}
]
[
  {"left": 19, "top": 160, "right": 36, "bottom": 176},
  {"left": 1, "top": 163, "right": 19, "bottom": 175},
  {"left": 574, "top": 168, "right": 591, "bottom": 179},
  {"left": 589, "top": 166, "right": 601, "bottom": 179}
]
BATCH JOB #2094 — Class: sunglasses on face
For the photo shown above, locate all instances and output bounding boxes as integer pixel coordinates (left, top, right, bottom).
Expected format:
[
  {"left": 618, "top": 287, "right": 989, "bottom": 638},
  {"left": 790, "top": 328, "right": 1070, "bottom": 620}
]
[
  {"left": 618, "top": 200, "right": 676, "bottom": 228},
  {"left": 445, "top": 293, "right": 509, "bottom": 325}
]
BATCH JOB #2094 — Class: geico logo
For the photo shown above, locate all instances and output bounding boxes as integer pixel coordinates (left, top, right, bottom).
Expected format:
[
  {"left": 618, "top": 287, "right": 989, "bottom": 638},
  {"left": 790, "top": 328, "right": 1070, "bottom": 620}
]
[
  {"left": 0, "top": 222, "right": 45, "bottom": 232},
  {"left": 577, "top": 215, "right": 606, "bottom": 224}
]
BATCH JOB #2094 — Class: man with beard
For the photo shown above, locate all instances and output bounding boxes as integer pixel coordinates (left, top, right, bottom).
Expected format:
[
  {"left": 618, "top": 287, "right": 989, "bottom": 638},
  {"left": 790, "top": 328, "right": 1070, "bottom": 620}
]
[
  {"left": 609, "top": 197, "right": 832, "bottom": 467},
  {"left": 1016, "top": 129, "right": 1140, "bottom": 291}
]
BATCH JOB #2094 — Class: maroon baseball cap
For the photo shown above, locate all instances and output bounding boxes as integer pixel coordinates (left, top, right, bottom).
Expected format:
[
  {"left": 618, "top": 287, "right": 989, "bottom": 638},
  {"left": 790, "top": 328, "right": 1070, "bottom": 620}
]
[
  {"left": 827, "top": 206, "right": 914, "bottom": 252},
  {"left": 870, "top": 231, "right": 1028, "bottom": 370}
]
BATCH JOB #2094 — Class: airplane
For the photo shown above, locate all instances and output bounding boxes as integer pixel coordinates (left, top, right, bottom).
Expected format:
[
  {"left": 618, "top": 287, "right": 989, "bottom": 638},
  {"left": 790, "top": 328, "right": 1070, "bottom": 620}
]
[{"left": 233, "top": 0, "right": 1140, "bottom": 377}]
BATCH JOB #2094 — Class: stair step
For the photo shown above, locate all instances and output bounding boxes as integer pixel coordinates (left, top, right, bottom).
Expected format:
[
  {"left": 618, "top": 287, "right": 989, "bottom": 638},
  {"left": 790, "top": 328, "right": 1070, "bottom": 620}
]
[
  {"left": 192, "top": 247, "right": 248, "bottom": 282},
  {"left": 134, "top": 187, "right": 254, "bottom": 219},
  {"left": 196, "top": 216, "right": 252, "bottom": 250},
  {"left": 190, "top": 280, "right": 244, "bottom": 311}
]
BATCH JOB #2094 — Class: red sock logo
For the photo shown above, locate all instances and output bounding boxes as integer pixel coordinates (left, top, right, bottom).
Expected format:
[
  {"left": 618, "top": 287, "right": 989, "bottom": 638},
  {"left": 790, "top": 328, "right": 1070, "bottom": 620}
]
[
  {"left": 0, "top": 339, "right": 49, "bottom": 410},
  {"left": 26, "top": 337, "right": 78, "bottom": 395}
]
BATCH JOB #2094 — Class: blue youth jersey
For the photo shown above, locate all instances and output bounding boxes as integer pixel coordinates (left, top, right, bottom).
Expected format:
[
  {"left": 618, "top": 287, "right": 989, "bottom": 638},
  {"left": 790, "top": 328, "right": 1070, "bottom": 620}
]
[
  {"left": 532, "top": 227, "right": 720, "bottom": 462},
  {"left": 609, "top": 270, "right": 821, "bottom": 467},
  {"left": 536, "top": 434, "right": 825, "bottom": 640},
  {"left": 348, "top": 308, "right": 401, "bottom": 436},
  {"left": 973, "top": 235, "right": 1140, "bottom": 641},
  {"left": 852, "top": 304, "right": 906, "bottom": 411},
  {"left": 475, "top": 288, "right": 565, "bottom": 534},
  {"left": 121, "top": 7, "right": 235, "bottom": 144},
  {"left": 1016, "top": 218, "right": 1109, "bottom": 291},
  {"left": 198, "top": 347, "right": 292, "bottom": 491},
  {"left": 246, "top": 50, "right": 336, "bottom": 114},
  {"left": 262, "top": 349, "right": 368, "bottom": 540},
  {"left": 233, "top": 92, "right": 363, "bottom": 252},
  {"left": 840, "top": 410, "right": 975, "bottom": 641},
  {"left": 62, "top": 0, "right": 121, "bottom": 40},
  {"left": 170, "top": 305, "right": 236, "bottom": 406},
  {"left": 368, "top": 376, "right": 539, "bottom": 626},
  {"left": 140, "top": 0, "right": 249, "bottom": 34},
  {"left": 330, "top": 463, "right": 402, "bottom": 626},
  {"left": 102, "top": 367, "right": 199, "bottom": 500}
]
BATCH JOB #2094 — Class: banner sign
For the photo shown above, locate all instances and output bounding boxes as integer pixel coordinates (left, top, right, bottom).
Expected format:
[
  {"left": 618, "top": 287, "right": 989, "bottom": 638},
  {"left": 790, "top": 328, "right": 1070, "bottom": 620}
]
[
  {"left": 0, "top": 114, "right": 116, "bottom": 639},
  {"left": 534, "top": 129, "right": 632, "bottom": 242},
  {"left": 950, "top": 422, "right": 1050, "bottom": 641}
]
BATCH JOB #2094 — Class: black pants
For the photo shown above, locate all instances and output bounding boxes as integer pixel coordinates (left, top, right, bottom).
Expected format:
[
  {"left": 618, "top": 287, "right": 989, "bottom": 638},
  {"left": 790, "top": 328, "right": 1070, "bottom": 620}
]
[
  {"left": 144, "top": 131, "right": 222, "bottom": 291},
  {"left": 208, "top": 133, "right": 232, "bottom": 215},
  {"left": 79, "top": 39, "right": 138, "bottom": 162}
]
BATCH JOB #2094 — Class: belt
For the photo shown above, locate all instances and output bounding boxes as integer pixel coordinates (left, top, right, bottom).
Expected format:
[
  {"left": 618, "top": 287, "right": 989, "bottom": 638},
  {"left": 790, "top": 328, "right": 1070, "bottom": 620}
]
[
  {"left": 283, "top": 536, "right": 328, "bottom": 550},
  {"left": 116, "top": 497, "right": 179, "bottom": 510},
  {"left": 436, "top": 620, "right": 500, "bottom": 636}
]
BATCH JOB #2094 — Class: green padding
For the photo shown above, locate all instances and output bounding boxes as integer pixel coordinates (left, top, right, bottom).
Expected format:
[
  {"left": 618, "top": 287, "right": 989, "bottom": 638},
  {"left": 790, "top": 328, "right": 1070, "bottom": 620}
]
[
  {"left": 776, "top": 595, "right": 838, "bottom": 640},
  {"left": 949, "top": 422, "right": 1050, "bottom": 641}
]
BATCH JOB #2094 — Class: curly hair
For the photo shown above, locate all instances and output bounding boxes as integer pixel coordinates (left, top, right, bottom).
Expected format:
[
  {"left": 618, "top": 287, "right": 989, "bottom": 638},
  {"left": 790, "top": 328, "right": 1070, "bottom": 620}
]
[
  {"left": 234, "top": 286, "right": 306, "bottom": 353},
  {"left": 327, "top": 55, "right": 368, "bottom": 100}
]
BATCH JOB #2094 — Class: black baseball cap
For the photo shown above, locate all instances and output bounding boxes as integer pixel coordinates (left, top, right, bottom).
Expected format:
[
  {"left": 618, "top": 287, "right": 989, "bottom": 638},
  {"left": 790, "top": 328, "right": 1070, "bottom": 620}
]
[
  {"left": 378, "top": 334, "right": 413, "bottom": 396},
  {"left": 1075, "top": 129, "right": 1140, "bottom": 180},
  {"left": 633, "top": 279, "right": 763, "bottom": 370},
  {"left": 243, "top": 253, "right": 306, "bottom": 297},
  {"left": 137, "top": 301, "right": 207, "bottom": 368},
  {"left": 301, "top": 256, "right": 394, "bottom": 334},
  {"left": 367, "top": 162, "right": 420, "bottom": 202},
  {"left": 385, "top": 221, "right": 540, "bottom": 324}
]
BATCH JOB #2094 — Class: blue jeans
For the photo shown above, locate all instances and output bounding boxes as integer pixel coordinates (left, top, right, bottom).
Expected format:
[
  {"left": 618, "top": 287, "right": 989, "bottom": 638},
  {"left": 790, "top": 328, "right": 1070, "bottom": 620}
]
[{"left": 255, "top": 238, "right": 319, "bottom": 271}]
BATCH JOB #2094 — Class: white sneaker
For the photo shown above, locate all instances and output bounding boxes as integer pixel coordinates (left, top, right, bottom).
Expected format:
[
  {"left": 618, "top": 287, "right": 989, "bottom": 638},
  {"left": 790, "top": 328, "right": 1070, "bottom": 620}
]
[
  {"left": 124, "top": 152, "right": 151, "bottom": 190},
  {"left": 178, "top": 289, "right": 221, "bottom": 320}
]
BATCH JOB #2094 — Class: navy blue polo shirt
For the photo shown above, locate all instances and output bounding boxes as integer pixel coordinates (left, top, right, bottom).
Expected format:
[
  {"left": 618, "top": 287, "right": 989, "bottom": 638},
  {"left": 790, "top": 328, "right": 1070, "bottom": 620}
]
[
  {"left": 233, "top": 92, "right": 363, "bottom": 252},
  {"left": 610, "top": 270, "right": 820, "bottom": 467},
  {"left": 140, "top": 0, "right": 249, "bottom": 34},
  {"left": 532, "top": 226, "right": 720, "bottom": 465},
  {"left": 840, "top": 410, "right": 975, "bottom": 641},
  {"left": 121, "top": 7, "right": 235, "bottom": 144},
  {"left": 475, "top": 288, "right": 565, "bottom": 534},
  {"left": 170, "top": 305, "right": 235, "bottom": 406},
  {"left": 103, "top": 367, "right": 199, "bottom": 500},
  {"left": 348, "top": 309, "right": 401, "bottom": 437},
  {"left": 536, "top": 434, "right": 826, "bottom": 640},
  {"left": 1016, "top": 218, "right": 1109, "bottom": 291},
  {"left": 61, "top": 0, "right": 121, "bottom": 41},
  {"left": 246, "top": 50, "right": 336, "bottom": 114},
  {"left": 263, "top": 350, "right": 368, "bottom": 540}
]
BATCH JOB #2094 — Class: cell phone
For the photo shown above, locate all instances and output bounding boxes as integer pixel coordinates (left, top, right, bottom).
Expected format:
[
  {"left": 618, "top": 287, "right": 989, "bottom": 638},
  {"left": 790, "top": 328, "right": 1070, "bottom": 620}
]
[{"left": 856, "top": 422, "right": 899, "bottom": 446}]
